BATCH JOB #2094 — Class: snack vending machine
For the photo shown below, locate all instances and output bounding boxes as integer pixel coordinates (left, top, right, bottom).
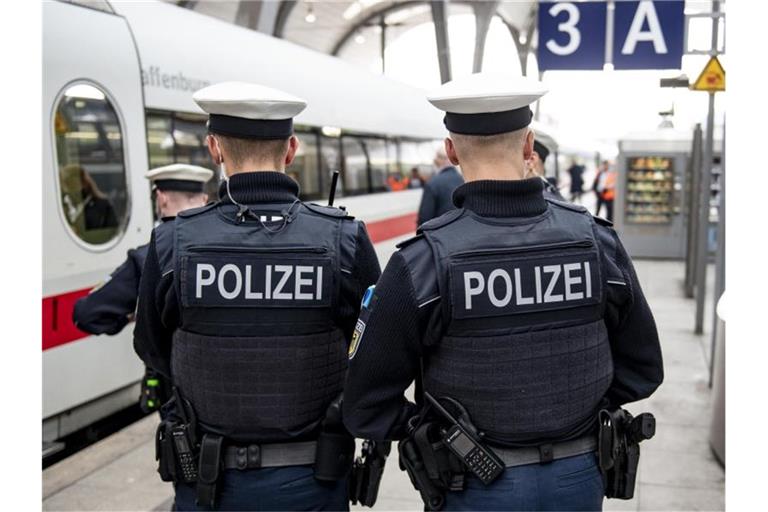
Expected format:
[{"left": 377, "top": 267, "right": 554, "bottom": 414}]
[{"left": 615, "top": 130, "right": 721, "bottom": 259}]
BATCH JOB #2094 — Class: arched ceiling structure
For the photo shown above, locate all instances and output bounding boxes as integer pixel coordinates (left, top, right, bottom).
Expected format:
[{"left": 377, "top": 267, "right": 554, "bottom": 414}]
[{"left": 166, "top": 0, "right": 539, "bottom": 84}]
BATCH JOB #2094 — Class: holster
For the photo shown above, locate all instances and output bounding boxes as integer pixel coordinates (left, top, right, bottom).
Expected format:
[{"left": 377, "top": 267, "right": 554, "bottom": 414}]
[
  {"left": 314, "top": 395, "right": 355, "bottom": 482},
  {"left": 196, "top": 434, "right": 224, "bottom": 510},
  {"left": 598, "top": 408, "right": 647, "bottom": 500},
  {"left": 154, "top": 390, "right": 199, "bottom": 484},
  {"left": 349, "top": 440, "right": 391, "bottom": 508}
]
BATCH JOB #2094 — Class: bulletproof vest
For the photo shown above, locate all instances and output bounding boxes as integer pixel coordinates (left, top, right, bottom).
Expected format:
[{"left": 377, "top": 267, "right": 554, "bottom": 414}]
[
  {"left": 420, "top": 201, "right": 613, "bottom": 445},
  {"left": 170, "top": 200, "right": 349, "bottom": 442}
]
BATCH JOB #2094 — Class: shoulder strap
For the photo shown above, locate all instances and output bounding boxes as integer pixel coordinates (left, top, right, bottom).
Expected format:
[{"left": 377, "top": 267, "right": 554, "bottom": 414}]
[{"left": 302, "top": 202, "right": 354, "bottom": 220}]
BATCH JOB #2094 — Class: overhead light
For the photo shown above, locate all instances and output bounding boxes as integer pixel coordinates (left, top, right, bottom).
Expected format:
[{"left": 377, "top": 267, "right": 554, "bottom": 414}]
[
  {"left": 355, "top": 32, "right": 366, "bottom": 44},
  {"left": 322, "top": 126, "right": 342, "bottom": 137},
  {"left": 519, "top": 35, "right": 527, "bottom": 45},
  {"left": 305, "top": 5, "right": 316, "bottom": 24},
  {"left": 603, "top": 63, "right": 615, "bottom": 71},
  {"left": 343, "top": 0, "right": 378, "bottom": 20}
]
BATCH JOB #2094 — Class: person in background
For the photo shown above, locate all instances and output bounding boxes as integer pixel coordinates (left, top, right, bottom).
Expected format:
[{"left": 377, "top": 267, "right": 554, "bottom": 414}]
[
  {"left": 594, "top": 160, "right": 617, "bottom": 221},
  {"left": 417, "top": 148, "right": 464, "bottom": 225},
  {"left": 528, "top": 139, "right": 564, "bottom": 200},
  {"left": 73, "top": 164, "right": 212, "bottom": 413},
  {"left": 567, "top": 159, "right": 585, "bottom": 203},
  {"left": 408, "top": 167, "right": 425, "bottom": 189}
]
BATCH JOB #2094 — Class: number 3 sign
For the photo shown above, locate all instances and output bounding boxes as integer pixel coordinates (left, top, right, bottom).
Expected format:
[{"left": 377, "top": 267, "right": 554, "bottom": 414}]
[{"left": 537, "top": 1, "right": 685, "bottom": 71}]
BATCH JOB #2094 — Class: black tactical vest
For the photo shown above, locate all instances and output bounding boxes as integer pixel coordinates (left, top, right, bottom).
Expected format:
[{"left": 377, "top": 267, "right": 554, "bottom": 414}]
[
  {"left": 170, "top": 200, "right": 350, "bottom": 442},
  {"left": 419, "top": 200, "right": 613, "bottom": 445}
]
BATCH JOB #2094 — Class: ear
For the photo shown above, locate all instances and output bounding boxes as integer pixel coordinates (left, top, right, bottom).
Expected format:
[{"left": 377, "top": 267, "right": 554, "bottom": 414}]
[
  {"left": 206, "top": 135, "right": 222, "bottom": 165},
  {"left": 284, "top": 135, "right": 299, "bottom": 166},
  {"left": 523, "top": 130, "right": 535, "bottom": 161},
  {"left": 445, "top": 137, "right": 460, "bottom": 166}
]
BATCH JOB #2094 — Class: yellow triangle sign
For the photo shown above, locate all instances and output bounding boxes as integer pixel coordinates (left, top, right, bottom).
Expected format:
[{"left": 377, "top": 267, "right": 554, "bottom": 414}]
[{"left": 692, "top": 56, "right": 725, "bottom": 92}]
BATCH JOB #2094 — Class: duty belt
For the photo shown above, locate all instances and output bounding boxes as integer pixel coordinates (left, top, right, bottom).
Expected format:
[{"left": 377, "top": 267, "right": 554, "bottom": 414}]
[
  {"left": 222, "top": 441, "right": 317, "bottom": 470},
  {"left": 493, "top": 436, "right": 598, "bottom": 467}
]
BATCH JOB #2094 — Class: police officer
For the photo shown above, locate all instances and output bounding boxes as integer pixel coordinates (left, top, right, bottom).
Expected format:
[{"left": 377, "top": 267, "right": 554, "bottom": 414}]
[
  {"left": 529, "top": 139, "right": 566, "bottom": 201},
  {"left": 73, "top": 164, "right": 211, "bottom": 412},
  {"left": 342, "top": 74, "right": 663, "bottom": 511},
  {"left": 133, "top": 82, "right": 381, "bottom": 511}
]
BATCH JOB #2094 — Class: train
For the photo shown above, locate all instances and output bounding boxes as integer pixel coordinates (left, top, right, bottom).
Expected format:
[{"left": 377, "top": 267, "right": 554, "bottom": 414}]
[{"left": 42, "top": 0, "right": 566, "bottom": 456}]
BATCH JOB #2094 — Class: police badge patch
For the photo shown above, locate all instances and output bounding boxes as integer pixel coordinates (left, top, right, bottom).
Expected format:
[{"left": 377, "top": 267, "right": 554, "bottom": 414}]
[
  {"left": 348, "top": 319, "right": 366, "bottom": 359},
  {"left": 348, "top": 285, "right": 375, "bottom": 359}
]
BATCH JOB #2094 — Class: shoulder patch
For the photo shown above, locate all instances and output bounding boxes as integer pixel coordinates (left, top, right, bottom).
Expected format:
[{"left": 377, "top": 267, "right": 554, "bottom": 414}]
[
  {"left": 593, "top": 215, "right": 613, "bottom": 227},
  {"left": 396, "top": 233, "right": 425, "bottom": 250},
  {"left": 418, "top": 208, "right": 464, "bottom": 232},
  {"left": 545, "top": 197, "right": 588, "bottom": 213},
  {"left": 303, "top": 202, "right": 354, "bottom": 220},
  {"left": 177, "top": 202, "right": 218, "bottom": 218}
]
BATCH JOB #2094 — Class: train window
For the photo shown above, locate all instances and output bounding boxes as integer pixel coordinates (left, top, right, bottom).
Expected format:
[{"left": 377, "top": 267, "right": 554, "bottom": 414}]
[
  {"left": 363, "top": 138, "right": 390, "bottom": 193},
  {"left": 341, "top": 137, "right": 370, "bottom": 196},
  {"left": 146, "top": 114, "right": 174, "bottom": 168},
  {"left": 54, "top": 83, "right": 128, "bottom": 246},
  {"left": 320, "top": 135, "right": 342, "bottom": 197},
  {"left": 287, "top": 131, "right": 321, "bottom": 200},
  {"left": 400, "top": 140, "right": 439, "bottom": 177}
]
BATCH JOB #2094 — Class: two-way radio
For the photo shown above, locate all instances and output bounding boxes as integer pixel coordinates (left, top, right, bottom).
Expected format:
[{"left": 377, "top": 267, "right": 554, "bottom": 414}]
[{"left": 424, "top": 392, "right": 504, "bottom": 485}]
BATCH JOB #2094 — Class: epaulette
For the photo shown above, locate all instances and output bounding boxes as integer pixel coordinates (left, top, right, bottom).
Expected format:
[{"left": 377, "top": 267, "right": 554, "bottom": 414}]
[
  {"left": 418, "top": 208, "right": 464, "bottom": 232},
  {"left": 395, "top": 233, "right": 425, "bottom": 250},
  {"left": 177, "top": 202, "right": 218, "bottom": 218},
  {"left": 545, "top": 197, "right": 588, "bottom": 213},
  {"left": 303, "top": 202, "right": 354, "bottom": 220},
  {"left": 593, "top": 215, "right": 613, "bottom": 227}
]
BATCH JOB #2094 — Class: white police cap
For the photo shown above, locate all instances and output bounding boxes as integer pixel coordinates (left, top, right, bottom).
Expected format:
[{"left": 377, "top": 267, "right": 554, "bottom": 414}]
[
  {"left": 145, "top": 164, "right": 213, "bottom": 193},
  {"left": 427, "top": 73, "right": 548, "bottom": 135},
  {"left": 193, "top": 81, "right": 307, "bottom": 140}
]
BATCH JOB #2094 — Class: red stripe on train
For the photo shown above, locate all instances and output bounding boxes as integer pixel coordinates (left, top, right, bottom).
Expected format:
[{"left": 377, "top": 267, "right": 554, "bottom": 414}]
[
  {"left": 41, "top": 212, "right": 418, "bottom": 351},
  {"left": 42, "top": 288, "right": 91, "bottom": 350}
]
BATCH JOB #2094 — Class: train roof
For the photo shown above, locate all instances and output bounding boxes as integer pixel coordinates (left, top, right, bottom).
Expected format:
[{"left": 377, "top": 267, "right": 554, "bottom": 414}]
[{"left": 113, "top": 1, "right": 445, "bottom": 140}]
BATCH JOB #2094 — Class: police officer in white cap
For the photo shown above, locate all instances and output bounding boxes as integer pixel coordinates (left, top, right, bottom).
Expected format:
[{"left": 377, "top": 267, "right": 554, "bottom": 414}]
[
  {"left": 134, "top": 82, "right": 381, "bottom": 511},
  {"left": 343, "top": 73, "right": 663, "bottom": 510},
  {"left": 74, "top": 164, "right": 211, "bottom": 412}
]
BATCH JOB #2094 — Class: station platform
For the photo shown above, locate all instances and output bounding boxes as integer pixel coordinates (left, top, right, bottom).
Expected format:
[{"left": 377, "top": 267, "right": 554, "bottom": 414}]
[{"left": 43, "top": 258, "right": 724, "bottom": 511}]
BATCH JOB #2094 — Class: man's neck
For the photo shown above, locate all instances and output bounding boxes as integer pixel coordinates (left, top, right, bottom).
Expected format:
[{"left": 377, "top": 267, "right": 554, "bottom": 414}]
[
  {"left": 226, "top": 164, "right": 285, "bottom": 175},
  {"left": 461, "top": 162, "right": 527, "bottom": 182}
]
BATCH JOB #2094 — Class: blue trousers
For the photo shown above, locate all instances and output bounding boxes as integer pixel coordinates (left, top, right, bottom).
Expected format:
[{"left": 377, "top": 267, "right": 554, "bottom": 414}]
[
  {"left": 173, "top": 465, "right": 349, "bottom": 511},
  {"left": 444, "top": 452, "right": 604, "bottom": 511}
]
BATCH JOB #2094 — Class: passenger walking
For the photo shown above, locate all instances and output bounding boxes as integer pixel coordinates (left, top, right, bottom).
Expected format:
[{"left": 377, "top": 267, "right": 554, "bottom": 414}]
[
  {"left": 593, "top": 160, "right": 617, "bottom": 221},
  {"left": 342, "top": 74, "right": 663, "bottom": 511},
  {"left": 73, "top": 164, "right": 211, "bottom": 413},
  {"left": 133, "top": 82, "right": 381, "bottom": 511},
  {"left": 417, "top": 148, "right": 464, "bottom": 225},
  {"left": 567, "top": 159, "right": 586, "bottom": 202}
]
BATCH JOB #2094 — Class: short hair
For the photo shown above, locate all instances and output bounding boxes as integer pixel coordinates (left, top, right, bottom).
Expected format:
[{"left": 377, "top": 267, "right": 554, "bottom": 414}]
[
  {"left": 161, "top": 190, "right": 207, "bottom": 203},
  {"left": 216, "top": 134, "right": 290, "bottom": 168},
  {"left": 449, "top": 128, "right": 529, "bottom": 162}
]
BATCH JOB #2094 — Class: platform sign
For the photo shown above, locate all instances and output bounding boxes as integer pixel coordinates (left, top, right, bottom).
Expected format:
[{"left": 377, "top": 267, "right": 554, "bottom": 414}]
[
  {"left": 691, "top": 56, "right": 725, "bottom": 92},
  {"left": 537, "top": 0, "right": 685, "bottom": 71},
  {"left": 612, "top": 1, "right": 685, "bottom": 70},
  {"left": 538, "top": 1, "right": 607, "bottom": 70}
]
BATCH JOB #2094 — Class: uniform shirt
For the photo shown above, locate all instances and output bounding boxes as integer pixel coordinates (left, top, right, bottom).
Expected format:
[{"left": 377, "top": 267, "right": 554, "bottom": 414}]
[
  {"left": 72, "top": 218, "right": 172, "bottom": 335},
  {"left": 133, "top": 172, "right": 382, "bottom": 380},
  {"left": 343, "top": 178, "right": 664, "bottom": 441},
  {"left": 417, "top": 166, "right": 464, "bottom": 226}
]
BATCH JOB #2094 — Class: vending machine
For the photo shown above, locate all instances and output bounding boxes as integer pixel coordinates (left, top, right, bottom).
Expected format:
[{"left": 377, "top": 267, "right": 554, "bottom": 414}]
[{"left": 615, "top": 129, "right": 721, "bottom": 259}]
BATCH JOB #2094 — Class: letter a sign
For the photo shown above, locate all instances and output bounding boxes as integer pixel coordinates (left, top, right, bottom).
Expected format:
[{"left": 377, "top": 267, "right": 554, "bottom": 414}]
[{"left": 612, "top": 0, "right": 685, "bottom": 69}]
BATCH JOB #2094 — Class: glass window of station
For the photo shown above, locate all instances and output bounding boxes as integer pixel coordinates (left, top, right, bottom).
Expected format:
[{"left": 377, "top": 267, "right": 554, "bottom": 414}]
[{"left": 54, "top": 83, "right": 128, "bottom": 246}]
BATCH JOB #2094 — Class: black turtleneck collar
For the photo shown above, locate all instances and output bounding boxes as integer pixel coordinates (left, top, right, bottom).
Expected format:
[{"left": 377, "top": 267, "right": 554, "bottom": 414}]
[
  {"left": 218, "top": 171, "right": 299, "bottom": 204},
  {"left": 452, "top": 178, "right": 548, "bottom": 218}
]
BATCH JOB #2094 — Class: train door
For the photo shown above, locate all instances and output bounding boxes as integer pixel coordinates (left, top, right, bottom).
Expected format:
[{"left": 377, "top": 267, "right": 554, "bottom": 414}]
[{"left": 43, "top": 1, "right": 152, "bottom": 448}]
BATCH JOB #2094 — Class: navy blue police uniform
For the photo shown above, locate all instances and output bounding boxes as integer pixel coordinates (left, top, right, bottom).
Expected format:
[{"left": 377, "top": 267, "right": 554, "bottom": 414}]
[
  {"left": 417, "top": 165, "right": 465, "bottom": 225},
  {"left": 133, "top": 81, "right": 381, "bottom": 512},
  {"left": 342, "top": 74, "right": 663, "bottom": 511}
]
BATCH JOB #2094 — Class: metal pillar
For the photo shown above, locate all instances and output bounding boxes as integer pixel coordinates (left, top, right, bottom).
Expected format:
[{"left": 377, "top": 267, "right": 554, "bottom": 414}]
[
  {"left": 235, "top": 0, "right": 262, "bottom": 30},
  {"left": 710, "top": 120, "right": 725, "bottom": 385},
  {"left": 694, "top": 1, "right": 721, "bottom": 334},
  {"left": 685, "top": 124, "right": 703, "bottom": 298},
  {"left": 379, "top": 15, "right": 387, "bottom": 74},
  {"left": 471, "top": 0, "right": 498, "bottom": 73},
  {"left": 431, "top": 0, "right": 452, "bottom": 84}
]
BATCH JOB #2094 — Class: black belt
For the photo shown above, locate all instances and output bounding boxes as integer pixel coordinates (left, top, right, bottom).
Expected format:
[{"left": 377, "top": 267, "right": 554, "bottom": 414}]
[
  {"left": 222, "top": 441, "right": 317, "bottom": 470},
  {"left": 493, "top": 436, "right": 598, "bottom": 467}
]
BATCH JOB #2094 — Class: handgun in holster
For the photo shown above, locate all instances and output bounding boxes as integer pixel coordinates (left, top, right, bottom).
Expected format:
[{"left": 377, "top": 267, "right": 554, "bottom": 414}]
[
  {"left": 349, "top": 439, "right": 391, "bottom": 508},
  {"left": 598, "top": 407, "right": 655, "bottom": 499},
  {"left": 314, "top": 394, "right": 356, "bottom": 482}
]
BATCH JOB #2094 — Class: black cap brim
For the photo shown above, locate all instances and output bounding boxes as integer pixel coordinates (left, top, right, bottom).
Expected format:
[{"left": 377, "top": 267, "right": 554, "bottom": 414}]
[
  {"left": 208, "top": 114, "right": 293, "bottom": 140},
  {"left": 444, "top": 106, "right": 533, "bottom": 136},
  {"left": 154, "top": 179, "right": 207, "bottom": 193}
]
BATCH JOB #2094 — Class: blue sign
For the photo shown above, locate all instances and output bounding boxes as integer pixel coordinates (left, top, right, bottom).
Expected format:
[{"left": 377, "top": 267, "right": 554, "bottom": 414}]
[
  {"left": 536, "top": 0, "right": 685, "bottom": 71},
  {"left": 538, "top": 1, "right": 607, "bottom": 70},
  {"left": 612, "top": 1, "right": 685, "bottom": 70}
]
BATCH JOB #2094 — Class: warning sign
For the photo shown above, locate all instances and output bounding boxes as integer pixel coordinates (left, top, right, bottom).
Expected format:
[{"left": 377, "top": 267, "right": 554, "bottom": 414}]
[{"left": 692, "top": 56, "right": 725, "bottom": 92}]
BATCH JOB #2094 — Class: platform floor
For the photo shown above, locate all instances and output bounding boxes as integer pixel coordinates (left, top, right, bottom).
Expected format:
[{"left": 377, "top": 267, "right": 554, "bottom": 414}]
[{"left": 43, "top": 258, "right": 724, "bottom": 511}]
